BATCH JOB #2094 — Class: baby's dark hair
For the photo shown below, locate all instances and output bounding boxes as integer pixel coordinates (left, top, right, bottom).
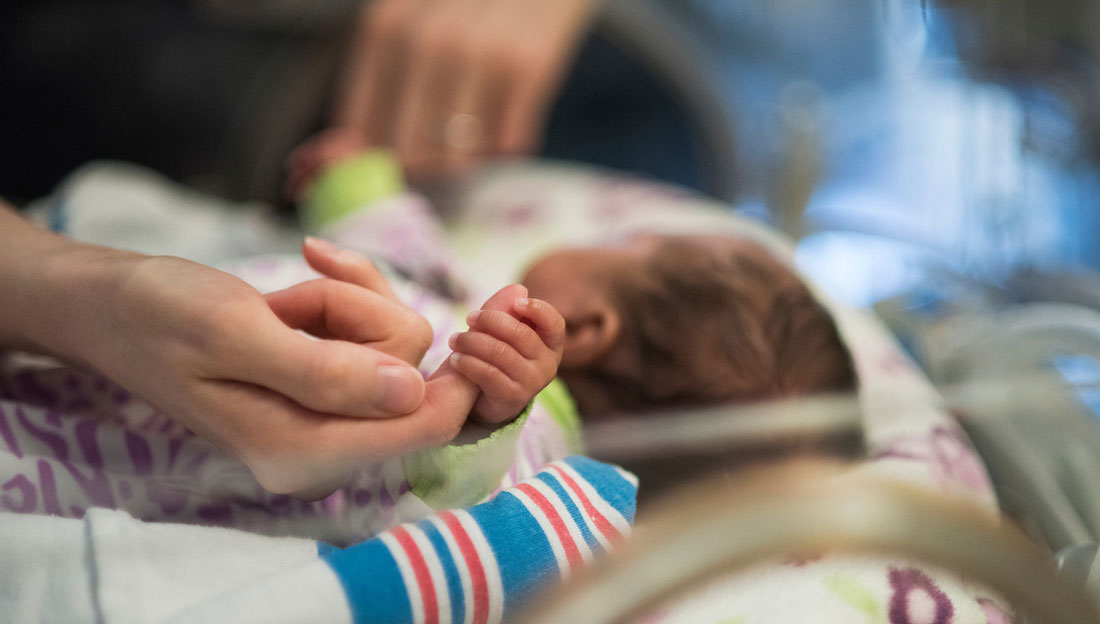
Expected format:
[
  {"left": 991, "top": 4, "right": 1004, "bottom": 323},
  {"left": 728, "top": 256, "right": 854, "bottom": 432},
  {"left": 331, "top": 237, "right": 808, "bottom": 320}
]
[{"left": 597, "top": 237, "right": 857, "bottom": 412}]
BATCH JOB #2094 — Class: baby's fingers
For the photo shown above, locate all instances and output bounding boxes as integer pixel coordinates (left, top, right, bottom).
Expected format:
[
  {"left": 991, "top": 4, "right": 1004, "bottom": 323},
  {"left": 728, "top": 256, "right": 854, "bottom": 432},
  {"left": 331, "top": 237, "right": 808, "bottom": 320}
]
[
  {"left": 449, "top": 331, "right": 527, "bottom": 382},
  {"left": 448, "top": 351, "right": 521, "bottom": 401},
  {"left": 513, "top": 297, "right": 566, "bottom": 352},
  {"left": 465, "top": 309, "right": 545, "bottom": 359}
]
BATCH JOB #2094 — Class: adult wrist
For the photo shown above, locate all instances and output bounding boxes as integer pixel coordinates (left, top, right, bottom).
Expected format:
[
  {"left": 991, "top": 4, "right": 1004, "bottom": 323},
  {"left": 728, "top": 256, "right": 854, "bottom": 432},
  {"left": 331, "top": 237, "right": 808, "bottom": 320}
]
[{"left": 10, "top": 238, "right": 139, "bottom": 367}]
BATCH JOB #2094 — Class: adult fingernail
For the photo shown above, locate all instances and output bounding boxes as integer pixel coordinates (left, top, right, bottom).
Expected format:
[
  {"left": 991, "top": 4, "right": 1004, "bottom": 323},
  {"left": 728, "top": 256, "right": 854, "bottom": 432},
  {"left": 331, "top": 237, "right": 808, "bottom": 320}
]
[
  {"left": 337, "top": 247, "right": 369, "bottom": 265},
  {"left": 304, "top": 236, "right": 338, "bottom": 254},
  {"left": 374, "top": 365, "right": 424, "bottom": 413}
]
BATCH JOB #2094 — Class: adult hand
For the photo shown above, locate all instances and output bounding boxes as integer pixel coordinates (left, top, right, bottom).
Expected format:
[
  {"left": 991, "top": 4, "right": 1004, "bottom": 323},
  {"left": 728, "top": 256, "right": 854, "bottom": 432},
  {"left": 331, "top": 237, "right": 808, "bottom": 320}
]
[
  {"left": 97, "top": 255, "right": 448, "bottom": 496},
  {"left": 299, "top": 0, "right": 599, "bottom": 188},
  {"left": 265, "top": 236, "right": 434, "bottom": 367},
  {"left": 0, "top": 209, "right": 450, "bottom": 497}
]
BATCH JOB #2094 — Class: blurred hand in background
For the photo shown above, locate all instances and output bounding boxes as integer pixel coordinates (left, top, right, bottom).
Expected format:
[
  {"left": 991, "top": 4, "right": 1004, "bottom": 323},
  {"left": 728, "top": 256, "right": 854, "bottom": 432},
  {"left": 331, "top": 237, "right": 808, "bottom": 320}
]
[{"left": 288, "top": 0, "right": 599, "bottom": 196}]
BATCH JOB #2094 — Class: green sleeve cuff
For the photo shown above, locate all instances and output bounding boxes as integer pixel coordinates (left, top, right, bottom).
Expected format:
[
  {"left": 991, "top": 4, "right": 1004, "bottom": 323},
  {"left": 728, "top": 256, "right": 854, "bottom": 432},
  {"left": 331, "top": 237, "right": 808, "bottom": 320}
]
[
  {"left": 301, "top": 149, "right": 405, "bottom": 232},
  {"left": 539, "top": 377, "right": 584, "bottom": 454},
  {"left": 403, "top": 405, "right": 532, "bottom": 510},
  {"left": 402, "top": 379, "right": 584, "bottom": 509},
  {"left": 404, "top": 380, "right": 589, "bottom": 508}
]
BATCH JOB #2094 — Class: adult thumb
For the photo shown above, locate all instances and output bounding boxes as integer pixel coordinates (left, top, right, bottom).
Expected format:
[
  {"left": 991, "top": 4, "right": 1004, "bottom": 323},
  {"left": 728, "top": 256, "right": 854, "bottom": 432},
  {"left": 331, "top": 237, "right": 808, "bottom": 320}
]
[{"left": 237, "top": 324, "right": 426, "bottom": 417}]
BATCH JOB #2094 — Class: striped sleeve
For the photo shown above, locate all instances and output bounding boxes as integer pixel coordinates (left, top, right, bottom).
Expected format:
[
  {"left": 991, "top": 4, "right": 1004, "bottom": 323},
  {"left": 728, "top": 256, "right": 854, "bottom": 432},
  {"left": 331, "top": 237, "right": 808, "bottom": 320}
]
[{"left": 321, "top": 456, "right": 637, "bottom": 624}]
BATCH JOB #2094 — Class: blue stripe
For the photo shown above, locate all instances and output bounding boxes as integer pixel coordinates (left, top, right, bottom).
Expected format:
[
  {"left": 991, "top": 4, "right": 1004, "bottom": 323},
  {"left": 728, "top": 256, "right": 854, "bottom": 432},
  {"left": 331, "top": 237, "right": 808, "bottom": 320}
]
[
  {"left": 468, "top": 490, "right": 557, "bottom": 619},
  {"left": 316, "top": 541, "right": 338, "bottom": 557},
  {"left": 563, "top": 456, "right": 637, "bottom": 524},
  {"left": 419, "top": 519, "right": 465, "bottom": 624},
  {"left": 535, "top": 472, "right": 600, "bottom": 553},
  {"left": 315, "top": 456, "right": 636, "bottom": 624},
  {"left": 320, "top": 536, "right": 413, "bottom": 624}
]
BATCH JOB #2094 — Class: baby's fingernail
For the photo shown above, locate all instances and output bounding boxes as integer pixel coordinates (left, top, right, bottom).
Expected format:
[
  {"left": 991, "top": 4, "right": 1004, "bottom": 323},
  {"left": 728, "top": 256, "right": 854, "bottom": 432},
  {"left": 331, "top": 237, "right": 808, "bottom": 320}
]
[
  {"left": 466, "top": 310, "right": 481, "bottom": 325},
  {"left": 373, "top": 365, "right": 425, "bottom": 413},
  {"left": 449, "top": 353, "right": 462, "bottom": 366},
  {"left": 448, "top": 333, "right": 460, "bottom": 349},
  {"left": 515, "top": 297, "right": 530, "bottom": 309}
]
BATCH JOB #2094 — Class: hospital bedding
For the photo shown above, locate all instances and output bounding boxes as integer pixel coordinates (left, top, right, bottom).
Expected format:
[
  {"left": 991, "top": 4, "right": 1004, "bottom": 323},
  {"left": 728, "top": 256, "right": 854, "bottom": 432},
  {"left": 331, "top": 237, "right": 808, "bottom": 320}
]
[{"left": 1, "top": 161, "right": 1019, "bottom": 621}]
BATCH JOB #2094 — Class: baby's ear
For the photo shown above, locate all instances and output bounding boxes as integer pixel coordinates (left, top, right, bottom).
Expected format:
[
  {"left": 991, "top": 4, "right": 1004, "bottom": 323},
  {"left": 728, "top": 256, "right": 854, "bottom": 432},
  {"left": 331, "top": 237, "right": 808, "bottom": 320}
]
[{"left": 561, "top": 302, "right": 621, "bottom": 367}]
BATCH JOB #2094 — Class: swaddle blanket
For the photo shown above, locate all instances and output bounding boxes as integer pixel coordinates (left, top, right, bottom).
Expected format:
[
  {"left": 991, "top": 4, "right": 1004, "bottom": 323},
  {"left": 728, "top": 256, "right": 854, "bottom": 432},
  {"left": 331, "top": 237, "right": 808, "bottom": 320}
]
[{"left": 0, "top": 455, "right": 636, "bottom": 624}]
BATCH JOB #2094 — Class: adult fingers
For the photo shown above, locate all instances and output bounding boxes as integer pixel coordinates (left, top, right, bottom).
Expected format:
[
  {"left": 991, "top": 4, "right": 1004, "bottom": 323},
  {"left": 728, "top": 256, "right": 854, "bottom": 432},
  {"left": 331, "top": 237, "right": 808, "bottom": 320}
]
[
  {"left": 334, "top": 0, "right": 429, "bottom": 146},
  {"left": 437, "top": 49, "right": 493, "bottom": 175},
  {"left": 490, "top": 0, "right": 595, "bottom": 156},
  {"left": 429, "top": 10, "right": 510, "bottom": 177},
  {"left": 301, "top": 237, "right": 399, "bottom": 302},
  {"left": 228, "top": 316, "right": 426, "bottom": 418},
  {"left": 495, "top": 47, "right": 555, "bottom": 157},
  {"left": 264, "top": 278, "right": 432, "bottom": 364},
  {"left": 392, "top": 4, "right": 468, "bottom": 179}
]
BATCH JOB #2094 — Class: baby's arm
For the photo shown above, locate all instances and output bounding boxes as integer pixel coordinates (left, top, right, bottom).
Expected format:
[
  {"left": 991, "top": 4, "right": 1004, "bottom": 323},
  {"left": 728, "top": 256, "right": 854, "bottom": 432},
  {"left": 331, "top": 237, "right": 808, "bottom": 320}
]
[{"left": 448, "top": 292, "right": 566, "bottom": 425}]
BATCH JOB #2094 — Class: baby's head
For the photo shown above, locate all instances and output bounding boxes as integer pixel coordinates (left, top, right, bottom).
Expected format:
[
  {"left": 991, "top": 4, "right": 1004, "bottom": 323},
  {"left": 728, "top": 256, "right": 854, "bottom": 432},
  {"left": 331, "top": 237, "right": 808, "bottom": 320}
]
[{"left": 521, "top": 233, "right": 857, "bottom": 418}]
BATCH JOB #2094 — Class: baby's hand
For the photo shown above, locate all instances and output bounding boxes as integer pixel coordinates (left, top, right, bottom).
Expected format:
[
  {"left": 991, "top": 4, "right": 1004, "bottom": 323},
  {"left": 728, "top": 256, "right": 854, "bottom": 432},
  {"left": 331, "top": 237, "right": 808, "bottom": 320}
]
[{"left": 448, "top": 294, "right": 565, "bottom": 426}]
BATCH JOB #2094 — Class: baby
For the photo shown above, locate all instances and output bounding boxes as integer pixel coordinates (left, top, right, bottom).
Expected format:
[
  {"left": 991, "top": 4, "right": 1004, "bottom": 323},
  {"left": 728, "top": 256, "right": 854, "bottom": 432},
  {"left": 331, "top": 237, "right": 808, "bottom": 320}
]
[
  {"left": 436, "top": 231, "right": 859, "bottom": 506},
  {"left": 448, "top": 232, "right": 857, "bottom": 425},
  {"left": 291, "top": 145, "right": 856, "bottom": 427}
]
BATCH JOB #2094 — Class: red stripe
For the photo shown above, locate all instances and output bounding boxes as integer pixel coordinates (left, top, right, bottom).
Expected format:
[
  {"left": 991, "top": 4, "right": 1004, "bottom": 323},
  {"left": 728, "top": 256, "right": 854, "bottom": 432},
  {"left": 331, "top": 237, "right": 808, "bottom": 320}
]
[
  {"left": 439, "top": 511, "right": 489, "bottom": 624},
  {"left": 548, "top": 465, "right": 623, "bottom": 544},
  {"left": 391, "top": 526, "right": 438, "bottom": 624},
  {"left": 516, "top": 483, "right": 584, "bottom": 573}
]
